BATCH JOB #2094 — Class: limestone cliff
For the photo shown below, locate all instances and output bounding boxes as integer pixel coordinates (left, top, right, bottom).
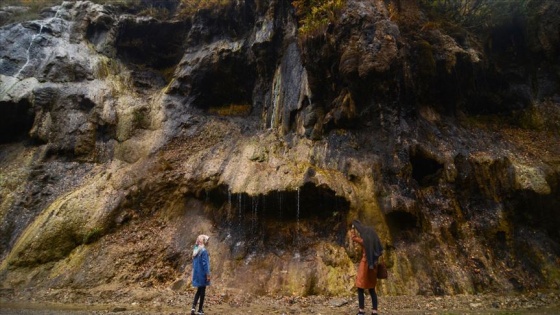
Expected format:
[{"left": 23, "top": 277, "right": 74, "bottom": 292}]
[{"left": 0, "top": 0, "right": 559, "bottom": 299}]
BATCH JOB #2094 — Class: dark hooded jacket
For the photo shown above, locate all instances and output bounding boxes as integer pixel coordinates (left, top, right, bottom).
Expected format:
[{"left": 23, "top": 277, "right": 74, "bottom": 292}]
[{"left": 352, "top": 219, "right": 383, "bottom": 269}]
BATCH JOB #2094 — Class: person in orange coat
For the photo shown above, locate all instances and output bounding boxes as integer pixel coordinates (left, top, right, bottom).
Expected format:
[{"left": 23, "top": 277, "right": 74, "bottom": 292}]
[{"left": 351, "top": 220, "right": 383, "bottom": 315}]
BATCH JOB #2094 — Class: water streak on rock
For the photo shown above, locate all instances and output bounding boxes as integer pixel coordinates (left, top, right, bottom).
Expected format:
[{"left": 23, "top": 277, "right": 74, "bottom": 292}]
[{"left": 14, "top": 4, "right": 63, "bottom": 80}]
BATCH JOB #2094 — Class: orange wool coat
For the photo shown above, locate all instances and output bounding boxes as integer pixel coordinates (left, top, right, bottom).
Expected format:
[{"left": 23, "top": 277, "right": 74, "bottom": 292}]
[{"left": 352, "top": 235, "right": 378, "bottom": 289}]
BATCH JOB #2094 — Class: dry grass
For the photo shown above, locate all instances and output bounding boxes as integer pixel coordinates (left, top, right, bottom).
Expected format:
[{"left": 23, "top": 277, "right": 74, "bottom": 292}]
[
  {"left": 178, "top": 0, "right": 231, "bottom": 17},
  {"left": 0, "top": 0, "right": 139, "bottom": 25},
  {"left": 1, "top": 0, "right": 61, "bottom": 25},
  {"left": 1, "top": 0, "right": 234, "bottom": 25}
]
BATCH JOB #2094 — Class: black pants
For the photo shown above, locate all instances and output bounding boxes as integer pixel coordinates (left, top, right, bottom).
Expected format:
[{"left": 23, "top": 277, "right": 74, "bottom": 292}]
[
  {"left": 192, "top": 286, "right": 206, "bottom": 311},
  {"left": 358, "top": 288, "right": 377, "bottom": 310}
]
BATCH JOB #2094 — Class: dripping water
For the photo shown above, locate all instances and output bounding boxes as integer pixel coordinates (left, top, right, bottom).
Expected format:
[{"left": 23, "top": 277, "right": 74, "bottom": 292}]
[
  {"left": 251, "top": 196, "right": 258, "bottom": 233},
  {"left": 294, "top": 187, "right": 301, "bottom": 260},
  {"left": 237, "top": 193, "right": 243, "bottom": 225},
  {"left": 297, "top": 187, "right": 300, "bottom": 236},
  {"left": 14, "top": 4, "right": 64, "bottom": 79},
  {"left": 228, "top": 188, "right": 232, "bottom": 220}
]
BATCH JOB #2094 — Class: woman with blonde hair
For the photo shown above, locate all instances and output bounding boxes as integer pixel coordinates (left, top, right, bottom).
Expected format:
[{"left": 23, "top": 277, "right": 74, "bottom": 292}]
[{"left": 190, "top": 234, "right": 210, "bottom": 315}]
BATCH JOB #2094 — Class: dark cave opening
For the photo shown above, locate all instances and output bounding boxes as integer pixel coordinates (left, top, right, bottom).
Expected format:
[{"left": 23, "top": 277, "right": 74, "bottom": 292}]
[
  {"left": 190, "top": 54, "right": 256, "bottom": 113},
  {"left": 96, "top": 124, "right": 116, "bottom": 143},
  {"left": 488, "top": 17, "right": 527, "bottom": 61},
  {"left": 205, "top": 182, "right": 349, "bottom": 222},
  {"left": 203, "top": 183, "right": 350, "bottom": 251},
  {"left": 115, "top": 19, "right": 187, "bottom": 70},
  {"left": 509, "top": 190, "right": 560, "bottom": 241},
  {"left": 0, "top": 100, "right": 35, "bottom": 144},
  {"left": 410, "top": 148, "right": 444, "bottom": 186}
]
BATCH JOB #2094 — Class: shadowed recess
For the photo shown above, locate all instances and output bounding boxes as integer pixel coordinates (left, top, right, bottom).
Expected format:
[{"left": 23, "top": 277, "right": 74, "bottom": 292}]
[
  {"left": 0, "top": 100, "right": 35, "bottom": 143},
  {"left": 115, "top": 19, "right": 188, "bottom": 69},
  {"left": 410, "top": 148, "right": 443, "bottom": 187},
  {"left": 202, "top": 183, "right": 350, "bottom": 253}
]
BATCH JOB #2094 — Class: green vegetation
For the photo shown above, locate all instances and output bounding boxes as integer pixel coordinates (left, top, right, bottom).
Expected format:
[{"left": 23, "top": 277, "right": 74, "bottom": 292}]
[
  {"left": 2, "top": 0, "right": 139, "bottom": 6},
  {"left": 178, "top": 0, "right": 231, "bottom": 16},
  {"left": 419, "top": 0, "right": 531, "bottom": 30},
  {"left": 137, "top": 5, "right": 171, "bottom": 20},
  {"left": 1, "top": 0, "right": 62, "bottom": 25},
  {"left": 0, "top": 0, "right": 138, "bottom": 26},
  {"left": 292, "top": 0, "right": 345, "bottom": 36},
  {"left": 2, "top": 0, "right": 64, "bottom": 8},
  {"left": 0, "top": 0, "right": 232, "bottom": 26}
]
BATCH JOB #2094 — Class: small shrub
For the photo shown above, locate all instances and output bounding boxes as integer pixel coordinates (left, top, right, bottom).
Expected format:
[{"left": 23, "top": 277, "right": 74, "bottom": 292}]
[
  {"left": 1, "top": 0, "right": 139, "bottom": 26},
  {"left": 137, "top": 6, "right": 170, "bottom": 20},
  {"left": 177, "top": 0, "right": 231, "bottom": 17},
  {"left": 2, "top": 0, "right": 61, "bottom": 7},
  {"left": 419, "top": 0, "right": 531, "bottom": 31},
  {"left": 292, "top": 0, "right": 346, "bottom": 36},
  {"left": 0, "top": 0, "right": 60, "bottom": 25}
]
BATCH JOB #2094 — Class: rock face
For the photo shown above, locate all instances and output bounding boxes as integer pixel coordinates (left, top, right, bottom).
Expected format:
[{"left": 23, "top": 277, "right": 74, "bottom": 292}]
[{"left": 0, "top": 0, "right": 559, "bottom": 299}]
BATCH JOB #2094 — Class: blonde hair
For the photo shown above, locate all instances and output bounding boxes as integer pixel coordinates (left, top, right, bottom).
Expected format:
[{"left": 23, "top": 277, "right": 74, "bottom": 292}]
[{"left": 196, "top": 234, "right": 209, "bottom": 245}]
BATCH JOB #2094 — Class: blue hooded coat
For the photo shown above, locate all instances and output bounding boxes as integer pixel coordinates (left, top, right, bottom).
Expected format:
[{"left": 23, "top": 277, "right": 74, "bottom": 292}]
[{"left": 192, "top": 247, "right": 210, "bottom": 287}]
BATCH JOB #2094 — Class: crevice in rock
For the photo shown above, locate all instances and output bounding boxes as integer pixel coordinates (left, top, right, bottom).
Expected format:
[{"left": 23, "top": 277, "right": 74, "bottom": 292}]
[
  {"left": 0, "top": 99, "right": 35, "bottom": 144},
  {"left": 509, "top": 189, "right": 560, "bottom": 242},
  {"left": 201, "top": 182, "right": 350, "bottom": 256},
  {"left": 96, "top": 124, "right": 116, "bottom": 143},
  {"left": 116, "top": 19, "right": 187, "bottom": 70},
  {"left": 386, "top": 210, "right": 419, "bottom": 242},
  {"left": 410, "top": 147, "right": 443, "bottom": 187}
]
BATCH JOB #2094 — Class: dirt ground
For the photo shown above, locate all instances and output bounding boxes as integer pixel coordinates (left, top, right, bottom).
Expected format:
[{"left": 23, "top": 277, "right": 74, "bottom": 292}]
[{"left": 1, "top": 288, "right": 560, "bottom": 315}]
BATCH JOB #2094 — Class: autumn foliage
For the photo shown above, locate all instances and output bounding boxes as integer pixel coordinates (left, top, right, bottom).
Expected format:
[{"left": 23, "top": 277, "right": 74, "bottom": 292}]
[{"left": 292, "top": 0, "right": 345, "bottom": 35}]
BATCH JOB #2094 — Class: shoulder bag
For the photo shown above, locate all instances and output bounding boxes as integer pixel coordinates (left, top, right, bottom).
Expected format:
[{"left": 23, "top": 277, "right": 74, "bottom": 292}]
[{"left": 377, "top": 260, "right": 388, "bottom": 279}]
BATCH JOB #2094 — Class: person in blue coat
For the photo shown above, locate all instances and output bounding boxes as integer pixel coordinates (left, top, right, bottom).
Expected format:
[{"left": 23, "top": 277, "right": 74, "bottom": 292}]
[{"left": 190, "top": 234, "right": 210, "bottom": 315}]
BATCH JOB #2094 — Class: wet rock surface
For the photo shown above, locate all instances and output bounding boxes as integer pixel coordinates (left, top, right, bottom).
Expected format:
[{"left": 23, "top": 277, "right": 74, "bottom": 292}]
[{"left": 1, "top": 0, "right": 559, "bottom": 307}]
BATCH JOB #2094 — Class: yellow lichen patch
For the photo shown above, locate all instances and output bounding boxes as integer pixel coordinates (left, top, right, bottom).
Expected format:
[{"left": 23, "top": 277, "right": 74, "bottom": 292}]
[
  {"left": 47, "top": 244, "right": 88, "bottom": 280},
  {"left": 208, "top": 104, "right": 252, "bottom": 117},
  {"left": 0, "top": 171, "right": 120, "bottom": 270},
  {"left": 93, "top": 57, "right": 136, "bottom": 99},
  {"left": 178, "top": 0, "right": 232, "bottom": 17}
]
